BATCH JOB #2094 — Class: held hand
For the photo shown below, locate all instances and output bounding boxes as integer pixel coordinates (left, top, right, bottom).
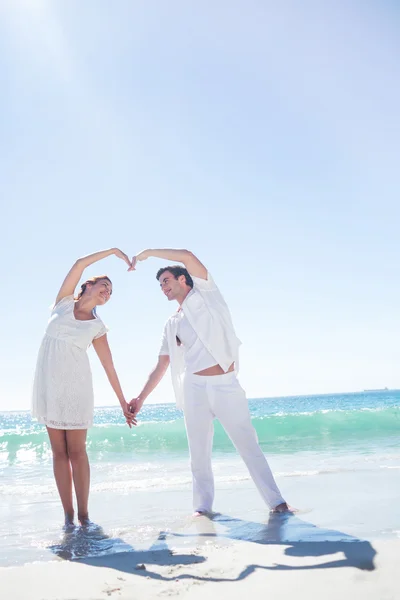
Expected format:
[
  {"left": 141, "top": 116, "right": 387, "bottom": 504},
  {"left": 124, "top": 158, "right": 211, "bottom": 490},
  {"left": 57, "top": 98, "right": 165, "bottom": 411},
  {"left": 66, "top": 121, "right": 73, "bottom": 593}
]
[
  {"left": 129, "top": 396, "right": 144, "bottom": 418},
  {"left": 128, "top": 250, "right": 150, "bottom": 271},
  {"left": 121, "top": 400, "right": 137, "bottom": 428},
  {"left": 113, "top": 248, "right": 132, "bottom": 270}
]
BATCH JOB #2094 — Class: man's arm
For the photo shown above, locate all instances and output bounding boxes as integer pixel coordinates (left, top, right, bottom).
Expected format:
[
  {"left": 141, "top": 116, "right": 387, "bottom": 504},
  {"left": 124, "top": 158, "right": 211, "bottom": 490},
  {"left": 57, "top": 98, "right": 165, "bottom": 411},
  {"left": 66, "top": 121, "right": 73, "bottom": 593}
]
[
  {"left": 129, "top": 355, "right": 170, "bottom": 417},
  {"left": 130, "top": 249, "right": 207, "bottom": 279}
]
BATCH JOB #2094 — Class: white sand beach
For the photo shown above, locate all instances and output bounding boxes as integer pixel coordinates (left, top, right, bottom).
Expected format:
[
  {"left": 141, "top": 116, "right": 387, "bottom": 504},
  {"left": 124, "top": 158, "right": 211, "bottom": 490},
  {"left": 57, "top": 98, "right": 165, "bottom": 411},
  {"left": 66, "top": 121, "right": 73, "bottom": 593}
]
[
  {"left": 1, "top": 508, "right": 399, "bottom": 600},
  {"left": 1, "top": 532, "right": 398, "bottom": 600}
]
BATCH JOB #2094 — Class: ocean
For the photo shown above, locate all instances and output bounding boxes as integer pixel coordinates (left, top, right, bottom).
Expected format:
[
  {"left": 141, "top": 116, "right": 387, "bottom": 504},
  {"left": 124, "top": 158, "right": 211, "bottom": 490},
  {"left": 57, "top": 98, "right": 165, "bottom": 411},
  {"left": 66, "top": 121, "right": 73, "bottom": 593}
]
[{"left": 1, "top": 390, "right": 399, "bottom": 566}]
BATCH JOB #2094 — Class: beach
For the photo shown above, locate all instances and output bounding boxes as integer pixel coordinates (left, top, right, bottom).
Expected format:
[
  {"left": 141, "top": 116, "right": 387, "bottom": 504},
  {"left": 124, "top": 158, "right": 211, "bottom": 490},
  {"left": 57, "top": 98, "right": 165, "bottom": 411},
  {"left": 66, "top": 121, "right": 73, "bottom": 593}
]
[
  {"left": 1, "top": 538, "right": 399, "bottom": 600},
  {"left": 2, "top": 0, "right": 400, "bottom": 595},
  {"left": 1, "top": 391, "right": 399, "bottom": 598},
  {"left": 1, "top": 513, "right": 398, "bottom": 600}
]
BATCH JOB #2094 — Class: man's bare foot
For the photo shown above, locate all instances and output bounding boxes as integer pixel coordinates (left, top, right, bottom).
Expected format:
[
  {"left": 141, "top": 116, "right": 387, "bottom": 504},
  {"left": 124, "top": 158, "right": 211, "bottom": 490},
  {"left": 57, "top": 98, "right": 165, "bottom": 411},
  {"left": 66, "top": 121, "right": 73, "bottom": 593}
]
[
  {"left": 271, "top": 502, "right": 297, "bottom": 514},
  {"left": 192, "top": 510, "right": 209, "bottom": 517}
]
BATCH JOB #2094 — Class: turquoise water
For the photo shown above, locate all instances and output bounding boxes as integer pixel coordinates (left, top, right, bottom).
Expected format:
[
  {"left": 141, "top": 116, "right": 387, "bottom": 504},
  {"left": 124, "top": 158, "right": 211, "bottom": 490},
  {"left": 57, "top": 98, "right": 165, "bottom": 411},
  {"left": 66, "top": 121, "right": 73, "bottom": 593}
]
[
  {"left": 1, "top": 391, "right": 399, "bottom": 462},
  {"left": 0, "top": 390, "right": 399, "bottom": 566}
]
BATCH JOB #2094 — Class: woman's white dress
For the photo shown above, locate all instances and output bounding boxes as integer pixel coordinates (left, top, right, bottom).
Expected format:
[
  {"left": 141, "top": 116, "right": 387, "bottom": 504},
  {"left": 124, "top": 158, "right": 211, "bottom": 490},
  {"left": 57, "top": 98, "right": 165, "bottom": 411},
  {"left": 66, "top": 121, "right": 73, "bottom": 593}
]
[{"left": 32, "top": 295, "right": 108, "bottom": 430}]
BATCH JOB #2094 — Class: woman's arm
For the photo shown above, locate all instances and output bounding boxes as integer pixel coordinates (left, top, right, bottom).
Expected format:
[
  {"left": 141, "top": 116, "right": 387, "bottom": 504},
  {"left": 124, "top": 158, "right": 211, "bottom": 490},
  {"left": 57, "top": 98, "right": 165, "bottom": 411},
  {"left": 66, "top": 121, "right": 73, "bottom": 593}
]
[
  {"left": 55, "top": 248, "right": 131, "bottom": 305},
  {"left": 92, "top": 334, "right": 136, "bottom": 427}
]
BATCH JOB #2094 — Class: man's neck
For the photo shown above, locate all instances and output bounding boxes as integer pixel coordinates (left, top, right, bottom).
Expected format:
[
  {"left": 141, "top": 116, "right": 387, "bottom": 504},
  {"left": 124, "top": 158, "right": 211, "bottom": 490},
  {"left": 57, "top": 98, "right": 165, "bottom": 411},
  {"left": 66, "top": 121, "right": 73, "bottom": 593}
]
[{"left": 176, "top": 287, "right": 192, "bottom": 306}]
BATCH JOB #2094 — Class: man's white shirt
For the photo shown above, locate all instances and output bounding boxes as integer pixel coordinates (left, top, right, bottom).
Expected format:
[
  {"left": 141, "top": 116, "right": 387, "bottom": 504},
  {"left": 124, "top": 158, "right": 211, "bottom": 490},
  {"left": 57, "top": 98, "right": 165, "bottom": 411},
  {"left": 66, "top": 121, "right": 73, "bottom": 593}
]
[{"left": 159, "top": 273, "right": 241, "bottom": 409}]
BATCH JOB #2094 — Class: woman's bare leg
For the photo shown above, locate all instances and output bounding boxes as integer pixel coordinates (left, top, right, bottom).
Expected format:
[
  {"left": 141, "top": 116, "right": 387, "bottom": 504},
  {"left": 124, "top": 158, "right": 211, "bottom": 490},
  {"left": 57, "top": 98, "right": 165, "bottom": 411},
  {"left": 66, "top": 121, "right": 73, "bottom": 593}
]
[
  {"left": 66, "top": 430, "right": 90, "bottom": 525},
  {"left": 46, "top": 427, "right": 74, "bottom": 525}
]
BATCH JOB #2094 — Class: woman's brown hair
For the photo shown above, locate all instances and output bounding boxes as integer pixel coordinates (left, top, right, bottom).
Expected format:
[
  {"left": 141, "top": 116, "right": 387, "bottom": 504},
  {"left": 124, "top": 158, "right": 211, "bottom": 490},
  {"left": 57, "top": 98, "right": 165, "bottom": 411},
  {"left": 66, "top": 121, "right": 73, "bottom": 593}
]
[{"left": 75, "top": 275, "right": 112, "bottom": 300}]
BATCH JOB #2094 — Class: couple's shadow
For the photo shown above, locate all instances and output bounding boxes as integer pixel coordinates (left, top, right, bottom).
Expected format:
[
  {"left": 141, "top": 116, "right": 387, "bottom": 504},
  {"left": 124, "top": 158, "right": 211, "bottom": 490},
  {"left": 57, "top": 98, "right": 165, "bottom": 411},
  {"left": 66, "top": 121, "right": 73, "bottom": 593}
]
[
  {"left": 180, "top": 511, "right": 377, "bottom": 573},
  {"left": 49, "top": 521, "right": 206, "bottom": 579},
  {"left": 49, "top": 511, "right": 377, "bottom": 582}
]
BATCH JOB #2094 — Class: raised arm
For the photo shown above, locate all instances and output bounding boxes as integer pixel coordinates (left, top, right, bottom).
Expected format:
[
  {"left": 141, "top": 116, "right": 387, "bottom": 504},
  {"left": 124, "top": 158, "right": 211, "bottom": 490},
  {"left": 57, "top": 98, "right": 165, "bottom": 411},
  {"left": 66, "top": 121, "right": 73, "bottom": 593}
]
[
  {"left": 55, "top": 248, "right": 131, "bottom": 305},
  {"left": 130, "top": 249, "right": 207, "bottom": 279}
]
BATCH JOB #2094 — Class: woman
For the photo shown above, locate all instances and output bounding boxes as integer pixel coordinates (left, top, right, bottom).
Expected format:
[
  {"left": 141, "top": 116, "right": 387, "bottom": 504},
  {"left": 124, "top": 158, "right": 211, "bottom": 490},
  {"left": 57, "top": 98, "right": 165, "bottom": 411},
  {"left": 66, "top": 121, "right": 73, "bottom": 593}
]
[{"left": 32, "top": 248, "right": 135, "bottom": 528}]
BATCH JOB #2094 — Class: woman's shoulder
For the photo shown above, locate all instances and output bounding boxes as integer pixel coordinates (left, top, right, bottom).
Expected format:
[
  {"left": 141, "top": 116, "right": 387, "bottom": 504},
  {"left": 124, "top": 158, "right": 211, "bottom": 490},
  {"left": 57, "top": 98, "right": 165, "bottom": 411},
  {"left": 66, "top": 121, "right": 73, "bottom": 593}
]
[{"left": 52, "top": 295, "right": 74, "bottom": 313}]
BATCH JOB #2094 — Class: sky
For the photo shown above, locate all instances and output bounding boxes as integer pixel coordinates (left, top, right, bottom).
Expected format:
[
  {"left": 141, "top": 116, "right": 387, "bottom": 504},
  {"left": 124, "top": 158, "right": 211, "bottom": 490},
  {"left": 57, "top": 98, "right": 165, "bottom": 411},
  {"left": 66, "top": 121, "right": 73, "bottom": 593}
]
[{"left": 0, "top": 0, "right": 399, "bottom": 411}]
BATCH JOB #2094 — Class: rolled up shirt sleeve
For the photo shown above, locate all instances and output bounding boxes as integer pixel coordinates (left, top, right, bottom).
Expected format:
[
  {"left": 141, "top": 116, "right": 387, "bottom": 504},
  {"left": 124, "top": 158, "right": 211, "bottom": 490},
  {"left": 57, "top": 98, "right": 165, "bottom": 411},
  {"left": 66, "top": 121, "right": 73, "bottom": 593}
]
[
  {"left": 191, "top": 272, "right": 229, "bottom": 311},
  {"left": 191, "top": 272, "right": 218, "bottom": 292}
]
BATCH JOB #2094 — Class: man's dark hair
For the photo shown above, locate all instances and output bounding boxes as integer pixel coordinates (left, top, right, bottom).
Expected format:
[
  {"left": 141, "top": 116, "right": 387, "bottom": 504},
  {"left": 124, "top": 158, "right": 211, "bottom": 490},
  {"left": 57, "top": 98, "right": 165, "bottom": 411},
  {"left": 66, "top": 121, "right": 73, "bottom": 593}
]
[{"left": 156, "top": 265, "right": 194, "bottom": 288}]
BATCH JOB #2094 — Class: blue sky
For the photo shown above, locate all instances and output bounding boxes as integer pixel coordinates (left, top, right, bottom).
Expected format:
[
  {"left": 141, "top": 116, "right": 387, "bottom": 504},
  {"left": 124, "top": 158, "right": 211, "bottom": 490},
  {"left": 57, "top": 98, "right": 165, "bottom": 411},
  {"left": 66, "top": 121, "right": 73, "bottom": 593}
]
[{"left": 1, "top": 0, "right": 399, "bottom": 411}]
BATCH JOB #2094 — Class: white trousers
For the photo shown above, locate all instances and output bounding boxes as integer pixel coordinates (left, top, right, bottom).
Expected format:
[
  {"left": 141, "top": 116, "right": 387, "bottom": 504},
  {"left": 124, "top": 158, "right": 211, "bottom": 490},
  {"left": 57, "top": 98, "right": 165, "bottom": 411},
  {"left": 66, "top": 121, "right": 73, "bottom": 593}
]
[{"left": 183, "top": 371, "right": 285, "bottom": 513}]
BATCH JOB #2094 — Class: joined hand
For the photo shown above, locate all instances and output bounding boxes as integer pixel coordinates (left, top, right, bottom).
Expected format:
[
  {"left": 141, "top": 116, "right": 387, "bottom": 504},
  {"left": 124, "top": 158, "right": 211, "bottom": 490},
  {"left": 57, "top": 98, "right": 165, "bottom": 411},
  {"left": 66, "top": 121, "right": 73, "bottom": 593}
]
[
  {"left": 122, "top": 400, "right": 137, "bottom": 428},
  {"left": 128, "top": 397, "right": 144, "bottom": 418},
  {"left": 128, "top": 250, "right": 150, "bottom": 272}
]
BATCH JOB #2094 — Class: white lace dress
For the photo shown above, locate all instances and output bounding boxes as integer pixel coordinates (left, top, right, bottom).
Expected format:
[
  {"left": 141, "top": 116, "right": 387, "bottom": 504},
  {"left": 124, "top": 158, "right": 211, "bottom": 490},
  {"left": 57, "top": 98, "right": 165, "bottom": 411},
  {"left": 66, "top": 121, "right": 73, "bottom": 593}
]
[{"left": 32, "top": 295, "right": 108, "bottom": 430}]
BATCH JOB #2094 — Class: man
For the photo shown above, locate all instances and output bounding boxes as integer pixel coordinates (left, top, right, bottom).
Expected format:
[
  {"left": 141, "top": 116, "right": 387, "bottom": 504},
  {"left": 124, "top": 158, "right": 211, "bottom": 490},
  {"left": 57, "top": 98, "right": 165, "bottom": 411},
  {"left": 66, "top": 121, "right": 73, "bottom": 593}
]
[{"left": 129, "top": 248, "right": 291, "bottom": 515}]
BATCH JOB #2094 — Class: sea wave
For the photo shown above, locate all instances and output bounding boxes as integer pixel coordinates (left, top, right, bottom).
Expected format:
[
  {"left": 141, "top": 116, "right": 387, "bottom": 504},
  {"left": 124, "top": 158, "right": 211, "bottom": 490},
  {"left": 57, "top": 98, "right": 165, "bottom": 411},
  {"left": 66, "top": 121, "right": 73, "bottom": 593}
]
[{"left": 1, "top": 406, "right": 398, "bottom": 459}]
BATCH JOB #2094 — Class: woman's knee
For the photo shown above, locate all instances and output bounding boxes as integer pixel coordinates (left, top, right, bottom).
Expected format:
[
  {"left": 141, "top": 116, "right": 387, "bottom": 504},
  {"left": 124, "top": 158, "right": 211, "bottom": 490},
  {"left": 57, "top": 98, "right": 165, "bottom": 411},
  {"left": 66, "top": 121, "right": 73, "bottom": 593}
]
[
  {"left": 67, "top": 447, "right": 87, "bottom": 463},
  {"left": 52, "top": 447, "right": 69, "bottom": 461}
]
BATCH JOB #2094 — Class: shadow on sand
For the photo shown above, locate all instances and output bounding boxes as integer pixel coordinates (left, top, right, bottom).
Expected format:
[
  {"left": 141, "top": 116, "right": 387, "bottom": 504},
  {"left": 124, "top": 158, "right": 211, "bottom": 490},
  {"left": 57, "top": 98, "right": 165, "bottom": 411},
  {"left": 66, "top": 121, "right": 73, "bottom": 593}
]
[{"left": 48, "top": 512, "right": 376, "bottom": 584}]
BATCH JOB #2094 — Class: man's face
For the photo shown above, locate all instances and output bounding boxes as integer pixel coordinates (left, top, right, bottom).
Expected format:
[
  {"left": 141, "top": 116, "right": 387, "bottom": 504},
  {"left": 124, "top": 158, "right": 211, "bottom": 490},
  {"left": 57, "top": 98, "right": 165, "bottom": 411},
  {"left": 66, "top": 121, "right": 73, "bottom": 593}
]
[{"left": 158, "top": 271, "right": 184, "bottom": 301}]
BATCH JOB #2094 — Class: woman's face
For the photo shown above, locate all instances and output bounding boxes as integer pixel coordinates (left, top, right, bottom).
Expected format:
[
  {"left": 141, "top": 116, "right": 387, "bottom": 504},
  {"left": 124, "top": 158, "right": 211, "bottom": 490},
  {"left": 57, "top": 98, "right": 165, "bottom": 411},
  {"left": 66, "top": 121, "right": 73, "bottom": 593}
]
[{"left": 88, "top": 279, "right": 113, "bottom": 305}]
